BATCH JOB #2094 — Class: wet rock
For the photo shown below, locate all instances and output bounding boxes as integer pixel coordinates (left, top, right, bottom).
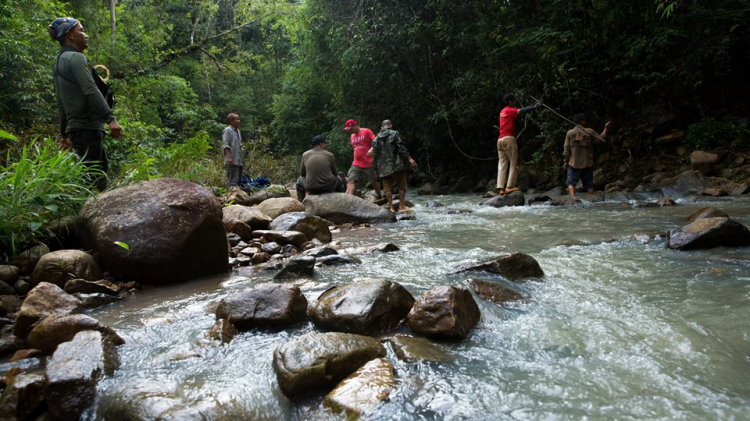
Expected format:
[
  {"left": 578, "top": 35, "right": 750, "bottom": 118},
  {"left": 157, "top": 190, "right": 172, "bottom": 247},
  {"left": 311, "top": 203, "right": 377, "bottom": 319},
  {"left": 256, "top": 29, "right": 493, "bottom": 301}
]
[
  {"left": 46, "top": 330, "right": 120, "bottom": 421},
  {"left": 0, "top": 358, "right": 42, "bottom": 386},
  {"left": 655, "top": 170, "right": 707, "bottom": 198},
  {"left": 245, "top": 189, "right": 291, "bottom": 206},
  {"left": 479, "top": 191, "right": 525, "bottom": 207},
  {"left": 0, "top": 282, "right": 15, "bottom": 296},
  {"left": 27, "top": 314, "right": 124, "bottom": 354},
  {"left": 309, "top": 279, "right": 415, "bottom": 335},
  {"left": 425, "top": 201, "right": 444, "bottom": 208},
  {"left": 0, "top": 265, "right": 20, "bottom": 286},
  {"left": 657, "top": 197, "right": 676, "bottom": 206},
  {"left": 222, "top": 186, "right": 253, "bottom": 206},
  {"left": 273, "top": 256, "right": 316, "bottom": 279},
  {"left": 216, "top": 284, "right": 308, "bottom": 329},
  {"left": 270, "top": 212, "right": 332, "bottom": 243},
  {"left": 686, "top": 206, "right": 729, "bottom": 222},
  {"left": 13, "top": 283, "right": 82, "bottom": 338},
  {"left": 236, "top": 256, "right": 251, "bottom": 266},
  {"left": 78, "top": 178, "right": 228, "bottom": 285},
  {"left": 0, "top": 373, "right": 46, "bottom": 421},
  {"left": 14, "top": 244, "right": 49, "bottom": 275},
  {"left": 467, "top": 278, "right": 525, "bottom": 303},
  {"left": 261, "top": 242, "right": 282, "bottom": 254},
  {"left": 303, "top": 193, "right": 396, "bottom": 224},
  {"left": 64, "top": 279, "right": 119, "bottom": 295},
  {"left": 281, "top": 244, "right": 300, "bottom": 255},
  {"left": 272, "top": 332, "right": 386, "bottom": 398},
  {"left": 552, "top": 196, "right": 581, "bottom": 206},
  {"left": 386, "top": 335, "right": 452, "bottom": 363},
  {"left": 253, "top": 230, "right": 308, "bottom": 248},
  {"left": 29, "top": 250, "right": 102, "bottom": 288},
  {"left": 316, "top": 255, "right": 362, "bottom": 266},
  {"left": 239, "top": 246, "right": 261, "bottom": 256},
  {"left": 0, "top": 329, "right": 20, "bottom": 358},
  {"left": 351, "top": 243, "right": 400, "bottom": 254},
  {"left": 76, "top": 293, "right": 122, "bottom": 309},
  {"left": 667, "top": 217, "right": 750, "bottom": 250},
  {"left": 227, "top": 233, "right": 242, "bottom": 247},
  {"left": 208, "top": 319, "right": 238, "bottom": 343},
  {"left": 10, "top": 349, "right": 42, "bottom": 361},
  {"left": 12, "top": 280, "right": 30, "bottom": 296},
  {"left": 224, "top": 218, "right": 254, "bottom": 241},
  {"left": 407, "top": 286, "right": 480, "bottom": 341},
  {"left": 251, "top": 252, "right": 271, "bottom": 265},
  {"left": 256, "top": 197, "right": 305, "bottom": 219},
  {"left": 445, "top": 208, "right": 473, "bottom": 215},
  {"left": 703, "top": 187, "right": 728, "bottom": 197},
  {"left": 301, "top": 246, "right": 339, "bottom": 258},
  {"left": 690, "top": 151, "right": 719, "bottom": 175},
  {"left": 324, "top": 358, "right": 397, "bottom": 417},
  {"left": 451, "top": 253, "right": 545, "bottom": 281},
  {"left": 416, "top": 183, "right": 450, "bottom": 196},
  {"left": 95, "top": 380, "right": 183, "bottom": 420},
  {"left": 223, "top": 204, "right": 273, "bottom": 229}
]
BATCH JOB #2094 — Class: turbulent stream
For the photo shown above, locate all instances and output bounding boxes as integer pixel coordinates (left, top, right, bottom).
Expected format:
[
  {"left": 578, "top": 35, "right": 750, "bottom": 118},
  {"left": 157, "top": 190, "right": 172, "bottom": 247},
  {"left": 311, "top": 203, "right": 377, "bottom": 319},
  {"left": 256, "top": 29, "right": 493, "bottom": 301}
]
[{"left": 88, "top": 193, "right": 750, "bottom": 420}]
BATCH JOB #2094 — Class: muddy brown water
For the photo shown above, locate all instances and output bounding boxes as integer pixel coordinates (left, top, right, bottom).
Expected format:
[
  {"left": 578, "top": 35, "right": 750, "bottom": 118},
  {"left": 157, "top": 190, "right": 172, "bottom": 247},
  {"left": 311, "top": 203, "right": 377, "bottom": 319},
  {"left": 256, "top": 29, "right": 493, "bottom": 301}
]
[{"left": 87, "top": 194, "right": 750, "bottom": 420}]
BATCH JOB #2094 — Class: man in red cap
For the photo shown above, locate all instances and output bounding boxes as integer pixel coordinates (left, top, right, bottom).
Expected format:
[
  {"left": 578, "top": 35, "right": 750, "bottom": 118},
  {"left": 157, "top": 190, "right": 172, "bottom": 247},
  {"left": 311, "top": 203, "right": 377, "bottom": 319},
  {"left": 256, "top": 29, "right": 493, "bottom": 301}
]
[{"left": 344, "top": 119, "right": 382, "bottom": 199}]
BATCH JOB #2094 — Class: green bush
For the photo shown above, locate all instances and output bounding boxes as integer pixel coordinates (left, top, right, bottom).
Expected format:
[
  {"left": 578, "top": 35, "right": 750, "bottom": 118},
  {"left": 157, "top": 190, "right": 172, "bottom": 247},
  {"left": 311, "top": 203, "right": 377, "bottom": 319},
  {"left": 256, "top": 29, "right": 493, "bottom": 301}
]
[
  {"left": 0, "top": 136, "right": 95, "bottom": 261},
  {"left": 683, "top": 118, "right": 749, "bottom": 151}
]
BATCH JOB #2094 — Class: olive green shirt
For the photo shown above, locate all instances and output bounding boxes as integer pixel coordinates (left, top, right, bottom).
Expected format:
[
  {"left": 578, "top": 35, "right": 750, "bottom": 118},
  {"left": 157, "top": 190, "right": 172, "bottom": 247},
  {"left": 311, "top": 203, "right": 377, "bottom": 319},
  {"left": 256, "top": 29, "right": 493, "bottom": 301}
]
[
  {"left": 300, "top": 147, "right": 338, "bottom": 191},
  {"left": 54, "top": 46, "right": 114, "bottom": 137},
  {"left": 564, "top": 126, "right": 599, "bottom": 169}
]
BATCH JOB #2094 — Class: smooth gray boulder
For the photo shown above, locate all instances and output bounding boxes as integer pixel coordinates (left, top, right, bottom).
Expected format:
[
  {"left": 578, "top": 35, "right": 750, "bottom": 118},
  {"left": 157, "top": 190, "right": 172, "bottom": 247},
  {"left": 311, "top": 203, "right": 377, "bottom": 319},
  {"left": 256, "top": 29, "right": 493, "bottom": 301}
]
[
  {"left": 272, "top": 332, "right": 386, "bottom": 398},
  {"left": 270, "top": 212, "right": 332, "bottom": 243},
  {"left": 303, "top": 193, "right": 396, "bottom": 224},
  {"left": 407, "top": 286, "right": 480, "bottom": 341},
  {"left": 667, "top": 217, "right": 750, "bottom": 250},
  {"left": 13, "top": 283, "right": 81, "bottom": 338},
  {"left": 215, "top": 284, "right": 308, "bottom": 330},
  {"left": 223, "top": 204, "right": 273, "bottom": 229},
  {"left": 256, "top": 197, "right": 305, "bottom": 220},
  {"left": 29, "top": 250, "right": 101, "bottom": 288},
  {"left": 451, "top": 253, "right": 545, "bottom": 281},
  {"left": 78, "top": 178, "right": 228, "bottom": 285},
  {"left": 309, "top": 279, "right": 414, "bottom": 335},
  {"left": 480, "top": 191, "right": 525, "bottom": 207},
  {"left": 46, "top": 330, "right": 120, "bottom": 420}
]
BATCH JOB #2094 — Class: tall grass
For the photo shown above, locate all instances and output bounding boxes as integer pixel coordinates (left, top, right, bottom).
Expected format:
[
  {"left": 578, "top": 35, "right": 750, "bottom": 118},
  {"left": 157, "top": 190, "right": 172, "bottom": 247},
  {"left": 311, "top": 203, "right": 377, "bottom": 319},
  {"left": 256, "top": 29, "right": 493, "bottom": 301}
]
[{"left": 0, "top": 136, "right": 95, "bottom": 261}]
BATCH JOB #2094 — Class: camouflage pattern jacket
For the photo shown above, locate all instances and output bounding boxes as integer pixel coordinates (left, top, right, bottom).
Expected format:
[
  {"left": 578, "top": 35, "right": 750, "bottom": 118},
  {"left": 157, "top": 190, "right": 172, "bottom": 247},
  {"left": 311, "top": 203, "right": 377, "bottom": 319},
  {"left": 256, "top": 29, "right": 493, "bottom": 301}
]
[{"left": 372, "top": 128, "right": 411, "bottom": 178}]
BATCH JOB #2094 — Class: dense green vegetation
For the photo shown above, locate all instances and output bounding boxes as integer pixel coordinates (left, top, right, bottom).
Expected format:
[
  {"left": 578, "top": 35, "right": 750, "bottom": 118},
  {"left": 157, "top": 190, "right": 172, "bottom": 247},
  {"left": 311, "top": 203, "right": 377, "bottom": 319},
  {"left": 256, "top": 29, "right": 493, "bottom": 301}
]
[{"left": 1, "top": 0, "right": 748, "bottom": 260}]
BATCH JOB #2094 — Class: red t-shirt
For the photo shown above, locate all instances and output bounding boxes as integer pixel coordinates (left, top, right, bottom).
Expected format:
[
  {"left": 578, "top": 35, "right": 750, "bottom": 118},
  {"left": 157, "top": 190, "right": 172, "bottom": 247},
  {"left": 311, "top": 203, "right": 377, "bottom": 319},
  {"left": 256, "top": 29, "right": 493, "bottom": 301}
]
[
  {"left": 498, "top": 106, "right": 519, "bottom": 138},
  {"left": 350, "top": 128, "right": 375, "bottom": 168}
]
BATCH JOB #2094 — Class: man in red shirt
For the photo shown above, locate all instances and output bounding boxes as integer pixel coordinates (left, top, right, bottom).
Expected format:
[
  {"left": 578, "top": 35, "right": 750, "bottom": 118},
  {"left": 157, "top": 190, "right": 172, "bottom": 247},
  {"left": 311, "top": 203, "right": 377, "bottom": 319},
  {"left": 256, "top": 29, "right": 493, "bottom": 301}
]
[
  {"left": 344, "top": 118, "right": 382, "bottom": 199},
  {"left": 496, "top": 93, "right": 541, "bottom": 194}
]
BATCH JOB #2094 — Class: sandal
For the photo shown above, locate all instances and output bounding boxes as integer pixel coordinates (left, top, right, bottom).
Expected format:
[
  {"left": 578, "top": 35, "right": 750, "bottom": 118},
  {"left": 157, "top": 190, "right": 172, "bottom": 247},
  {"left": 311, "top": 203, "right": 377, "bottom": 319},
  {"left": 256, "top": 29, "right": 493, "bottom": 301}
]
[{"left": 505, "top": 187, "right": 519, "bottom": 193}]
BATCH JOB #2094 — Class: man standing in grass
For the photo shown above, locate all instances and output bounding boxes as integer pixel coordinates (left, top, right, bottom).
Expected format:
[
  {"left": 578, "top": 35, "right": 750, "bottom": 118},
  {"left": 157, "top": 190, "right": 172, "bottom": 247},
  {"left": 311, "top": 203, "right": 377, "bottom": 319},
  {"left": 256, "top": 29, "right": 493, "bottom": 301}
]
[
  {"left": 50, "top": 17, "right": 121, "bottom": 191},
  {"left": 222, "top": 113, "right": 243, "bottom": 187},
  {"left": 343, "top": 118, "right": 382, "bottom": 199}
]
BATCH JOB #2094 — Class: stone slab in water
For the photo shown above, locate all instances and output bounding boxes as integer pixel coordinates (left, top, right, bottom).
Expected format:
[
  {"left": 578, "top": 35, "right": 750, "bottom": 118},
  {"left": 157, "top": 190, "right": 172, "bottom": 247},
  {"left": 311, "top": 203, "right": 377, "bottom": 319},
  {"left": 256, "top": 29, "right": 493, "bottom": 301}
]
[
  {"left": 407, "top": 286, "right": 480, "bottom": 341},
  {"left": 479, "top": 191, "right": 525, "bottom": 207},
  {"left": 303, "top": 193, "right": 396, "bottom": 224},
  {"left": 273, "top": 256, "right": 316, "bottom": 279},
  {"left": 467, "top": 278, "right": 526, "bottom": 303},
  {"left": 451, "top": 253, "right": 544, "bottom": 281},
  {"left": 27, "top": 314, "right": 124, "bottom": 354},
  {"left": 215, "top": 284, "right": 307, "bottom": 330},
  {"left": 386, "top": 335, "right": 452, "bottom": 363},
  {"left": 324, "top": 358, "right": 396, "bottom": 417},
  {"left": 666, "top": 217, "right": 750, "bottom": 250}
]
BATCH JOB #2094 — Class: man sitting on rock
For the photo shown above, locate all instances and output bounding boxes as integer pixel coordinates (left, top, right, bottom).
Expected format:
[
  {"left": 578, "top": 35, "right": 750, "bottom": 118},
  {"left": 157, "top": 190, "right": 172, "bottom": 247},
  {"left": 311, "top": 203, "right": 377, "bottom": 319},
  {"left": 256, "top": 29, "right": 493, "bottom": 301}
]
[
  {"left": 296, "top": 135, "right": 345, "bottom": 201},
  {"left": 563, "top": 113, "right": 610, "bottom": 198}
]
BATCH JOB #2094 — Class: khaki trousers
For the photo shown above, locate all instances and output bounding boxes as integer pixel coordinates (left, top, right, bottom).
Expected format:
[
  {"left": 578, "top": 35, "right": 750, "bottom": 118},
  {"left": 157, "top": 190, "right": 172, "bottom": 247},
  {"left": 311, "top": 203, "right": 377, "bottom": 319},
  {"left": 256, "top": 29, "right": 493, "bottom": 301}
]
[{"left": 496, "top": 136, "right": 518, "bottom": 189}]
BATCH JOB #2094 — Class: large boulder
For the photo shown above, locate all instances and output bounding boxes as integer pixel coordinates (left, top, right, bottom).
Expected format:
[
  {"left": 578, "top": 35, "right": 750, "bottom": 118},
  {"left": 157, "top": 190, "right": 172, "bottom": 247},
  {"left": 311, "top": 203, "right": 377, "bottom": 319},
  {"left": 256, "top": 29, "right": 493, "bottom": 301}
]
[
  {"left": 13, "top": 283, "right": 81, "bottom": 338},
  {"left": 78, "top": 178, "right": 228, "bottom": 285},
  {"left": 29, "top": 250, "right": 101, "bottom": 288},
  {"left": 303, "top": 193, "right": 396, "bottom": 224},
  {"left": 272, "top": 332, "right": 386, "bottom": 398},
  {"left": 480, "top": 191, "right": 525, "bottom": 207},
  {"left": 407, "top": 286, "right": 480, "bottom": 341},
  {"left": 45, "top": 330, "right": 120, "bottom": 421},
  {"left": 467, "top": 278, "right": 525, "bottom": 303},
  {"left": 654, "top": 170, "right": 707, "bottom": 198},
  {"left": 323, "top": 358, "right": 396, "bottom": 418},
  {"left": 14, "top": 244, "right": 49, "bottom": 275},
  {"left": 309, "top": 279, "right": 415, "bottom": 335},
  {"left": 215, "top": 284, "right": 308, "bottom": 329},
  {"left": 451, "top": 253, "right": 545, "bottom": 281},
  {"left": 666, "top": 217, "right": 750, "bottom": 250},
  {"left": 270, "top": 212, "right": 332, "bottom": 243},
  {"left": 223, "top": 205, "right": 273, "bottom": 229},
  {"left": 26, "top": 314, "right": 124, "bottom": 354},
  {"left": 256, "top": 197, "right": 305, "bottom": 220},
  {"left": 690, "top": 151, "right": 719, "bottom": 175}
]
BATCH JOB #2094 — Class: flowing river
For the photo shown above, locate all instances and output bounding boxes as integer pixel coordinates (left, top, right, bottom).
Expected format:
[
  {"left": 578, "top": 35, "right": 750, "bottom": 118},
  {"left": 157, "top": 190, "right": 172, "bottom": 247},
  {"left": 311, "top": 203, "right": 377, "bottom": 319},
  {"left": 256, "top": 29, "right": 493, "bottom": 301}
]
[{"left": 88, "top": 193, "right": 750, "bottom": 420}]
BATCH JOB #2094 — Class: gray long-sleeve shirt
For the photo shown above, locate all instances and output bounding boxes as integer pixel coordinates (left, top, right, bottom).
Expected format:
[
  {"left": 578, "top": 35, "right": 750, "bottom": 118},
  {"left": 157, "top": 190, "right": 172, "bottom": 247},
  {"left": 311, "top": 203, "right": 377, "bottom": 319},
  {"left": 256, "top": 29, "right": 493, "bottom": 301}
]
[{"left": 54, "top": 46, "right": 114, "bottom": 137}]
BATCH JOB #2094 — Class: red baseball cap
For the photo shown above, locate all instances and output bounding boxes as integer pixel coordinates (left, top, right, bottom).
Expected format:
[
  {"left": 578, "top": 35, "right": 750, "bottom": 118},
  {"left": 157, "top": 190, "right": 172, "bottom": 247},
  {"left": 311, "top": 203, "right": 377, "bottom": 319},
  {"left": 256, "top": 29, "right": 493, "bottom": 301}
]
[{"left": 344, "top": 119, "right": 357, "bottom": 131}]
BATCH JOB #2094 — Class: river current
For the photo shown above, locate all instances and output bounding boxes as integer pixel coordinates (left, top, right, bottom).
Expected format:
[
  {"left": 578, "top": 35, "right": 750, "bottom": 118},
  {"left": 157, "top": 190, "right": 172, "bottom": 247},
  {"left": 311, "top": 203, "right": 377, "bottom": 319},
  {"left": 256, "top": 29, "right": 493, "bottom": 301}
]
[{"left": 89, "top": 193, "right": 750, "bottom": 420}]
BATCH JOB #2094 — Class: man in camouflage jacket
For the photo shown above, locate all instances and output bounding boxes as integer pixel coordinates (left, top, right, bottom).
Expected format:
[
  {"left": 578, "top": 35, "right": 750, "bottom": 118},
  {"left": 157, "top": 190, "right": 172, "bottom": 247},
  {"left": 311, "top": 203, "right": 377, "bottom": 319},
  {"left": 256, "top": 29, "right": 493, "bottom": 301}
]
[{"left": 371, "top": 120, "right": 417, "bottom": 213}]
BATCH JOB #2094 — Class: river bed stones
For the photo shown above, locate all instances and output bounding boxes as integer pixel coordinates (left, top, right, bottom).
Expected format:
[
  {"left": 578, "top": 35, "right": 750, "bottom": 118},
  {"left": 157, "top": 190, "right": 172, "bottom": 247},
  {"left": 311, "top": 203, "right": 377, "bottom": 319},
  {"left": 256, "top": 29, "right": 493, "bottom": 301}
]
[
  {"left": 451, "top": 253, "right": 545, "bottom": 281},
  {"left": 252, "top": 230, "right": 307, "bottom": 247},
  {"left": 385, "top": 335, "right": 452, "bottom": 363},
  {"left": 407, "top": 286, "right": 480, "bottom": 341},
  {"left": 273, "top": 256, "right": 316, "bottom": 279},
  {"left": 466, "top": 278, "right": 526, "bottom": 303},
  {"left": 303, "top": 193, "right": 396, "bottom": 224},
  {"left": 255, "top": 197, "right": 305, "bottom": 219},
  {"left": 686, "top": 206, "right": 729, "bottom": 222},
  {"left": 666, "top": 217, "right": 750, "bottom": 250},
  {"left": 224, "top": 218, "right": 254, "bottom": 241},
  {"left": 26, "top": 314, "right": 124, "bottom": 354},
  {"left": 78, "top": 178, "right": 228, "bottom": 285},
  {"left": 479, "top": 191, "right": 525, "bottom": 207},
  {"left": 270, "top": 212, "right": 332, "bottom": 243},
  {"left": 63, "top": 279, "right": 119, "bottom": 296},
  {"left": 208, "top": 319, "right": 238, "bottom": 343},
  {"left": 0, "top": 265, "right": 20, "bottom": 286},
  {"left": 13, "top": 283, "right": 82, "bottom": 338},
  {"left": 315, "top": 254, "right": 362, "bottom": 266},
  {"left": 223, "top": 205, "right": 273, "bottom": 229},
  {"left": 215, "top": 284, "right": 307, "bottom": 330},
  {"left": 29, "top": 250, "right": 102, "bottom": 288},
  {"left": 273, "top": 332, "right": 386, "bottom": 398},
  {"left": 323, "top": 358, "right": 397, "bottom": 418},
  {"left": 0, "top": 372, "right": 46, "bottom": 421},
  {"left": 14, "top": 244, "right": 49, "bottom": 274},
  {"left": 309, "top": 279, "right": 415, "bottom": 335}
]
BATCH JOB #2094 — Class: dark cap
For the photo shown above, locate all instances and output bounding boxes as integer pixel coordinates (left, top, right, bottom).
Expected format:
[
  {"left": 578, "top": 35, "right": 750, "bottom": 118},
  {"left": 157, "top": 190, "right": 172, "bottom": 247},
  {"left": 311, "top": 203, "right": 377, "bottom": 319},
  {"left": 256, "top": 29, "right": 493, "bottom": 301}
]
[
  {"left": 503, "top": 93, "right": 516, "bottom": 105},
  {"left": 311, "top": 135, "right": 326, "bottom": 146},
  {"left": 49, "top": 17, "right": 80, "bottom": 42}
]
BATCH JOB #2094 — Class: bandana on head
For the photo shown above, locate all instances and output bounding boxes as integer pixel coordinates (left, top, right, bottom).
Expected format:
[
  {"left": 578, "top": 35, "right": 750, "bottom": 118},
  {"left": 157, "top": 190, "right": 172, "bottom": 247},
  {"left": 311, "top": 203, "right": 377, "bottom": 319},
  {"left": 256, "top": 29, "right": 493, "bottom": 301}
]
[{"left": 48, "top": 17, "right": 80, "bottom": 42}]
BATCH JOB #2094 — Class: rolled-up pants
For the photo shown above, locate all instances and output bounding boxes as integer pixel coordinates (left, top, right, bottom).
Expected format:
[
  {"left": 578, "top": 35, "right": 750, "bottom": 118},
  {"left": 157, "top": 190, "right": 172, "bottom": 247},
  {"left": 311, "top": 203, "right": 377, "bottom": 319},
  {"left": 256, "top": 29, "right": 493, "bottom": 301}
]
[{"left": 496, "top": 136, "right": 518, "bottom": 190}]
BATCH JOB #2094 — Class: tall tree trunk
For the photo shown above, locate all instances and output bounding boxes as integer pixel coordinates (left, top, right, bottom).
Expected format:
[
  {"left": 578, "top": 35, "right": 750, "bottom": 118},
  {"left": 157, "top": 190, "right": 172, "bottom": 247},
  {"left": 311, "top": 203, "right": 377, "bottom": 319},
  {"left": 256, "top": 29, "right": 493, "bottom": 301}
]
[{"left": 109, "top": 0, "right": 116, "bottom": 49}]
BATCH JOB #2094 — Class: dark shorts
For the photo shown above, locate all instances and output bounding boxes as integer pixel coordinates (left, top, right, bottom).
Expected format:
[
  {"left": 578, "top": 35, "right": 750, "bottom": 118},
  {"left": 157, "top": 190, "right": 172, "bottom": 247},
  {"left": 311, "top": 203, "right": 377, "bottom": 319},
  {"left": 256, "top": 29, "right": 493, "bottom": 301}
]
[
  {"left": 566, "top": 167, "right": 594, "bottom": 190},
  {"left": 69, "top": 128, "right": 108, "bottom": 191},
  {"left": 347, "top": 165, "right": 376, "bottom": 183},
  {"left": 382, "top": 171, "right": 408, "bottom": 192}
]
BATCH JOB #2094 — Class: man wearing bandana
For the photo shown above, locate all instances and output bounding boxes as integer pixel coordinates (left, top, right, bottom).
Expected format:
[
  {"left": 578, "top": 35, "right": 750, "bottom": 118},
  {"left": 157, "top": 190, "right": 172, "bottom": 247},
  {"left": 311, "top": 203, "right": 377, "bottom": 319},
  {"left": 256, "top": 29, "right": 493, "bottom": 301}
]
[{"left": 49, "top": 17, "right": 122, "bottom": 191}]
